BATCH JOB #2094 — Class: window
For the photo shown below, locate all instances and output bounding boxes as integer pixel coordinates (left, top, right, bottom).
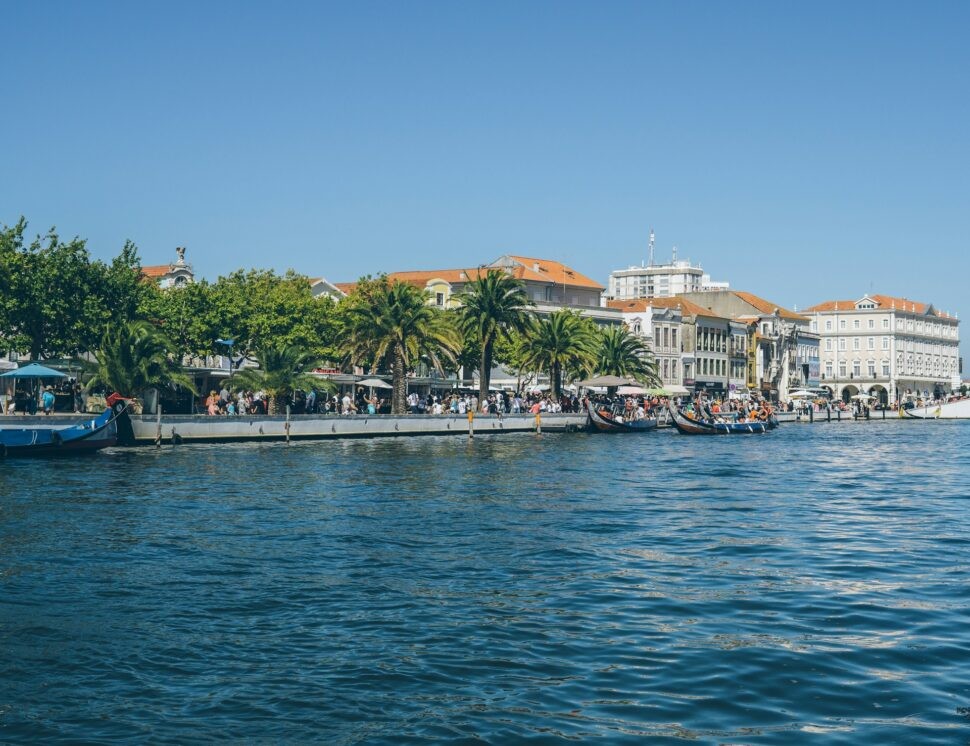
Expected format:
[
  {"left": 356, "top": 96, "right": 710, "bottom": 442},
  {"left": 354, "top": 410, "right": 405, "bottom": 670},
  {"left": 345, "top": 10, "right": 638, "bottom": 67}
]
[
  {"left": 853, "top": 319, "right": 860, "bottom": 329},
  {"left": 868, "top": 337, "right": 875, "bottom": 350},
  {"left": 853, "top": 338, "right": 860, "bottom": 350},
  {"left": 868, "top": 360, "right": 876, "bottom": 377},
  {"left": 840, "top": 320, "right": 846, "bottom": 330},
  {"left": 811, "top": 321, "right": 817, "bottom": 332},
  {"left": 839, "top": 339, "right": 846, "bottom": 351},
  {"left": 883, "top": 319, "right": 889, "bottom": 329},
  {"left": 435, "top": 292, "right": 445, "bottom": 306},
  {"left": 853, "top": 361, "right": 861, "bottom": 377},
  {"left": 671, "top": 329, "right": 678, "bottom": 350},
  {"left": 826, "top": 320, "right": 832, "bottom": 331},
  {"left": 655, "top": 328, "right": 661, "bottom": 348},
  {"left": 671, "top": 360, "right": 677, "bottom": 379},
  {"left": 839, "top": 361, "right": 847, "bottom": 377},
  {"left": 868, "top": 319, "right": 874, "bottom": 329},
  {"left": 662, "top": 359, "right": 669, "bottom": 380},
  {"left": 882, "top": 337, "right": 889, "bottom": 350},
  {"left": 825, "top": 362, "right": 833, "bottom": 378},
  {"left": 663, "top": 327, "right": 669, "bottom": 349},
  {"left": 882, "top": 361, "right": 890, "bottom": 376},
  {"left": 826, "top": 339, "right": 833, "bottom": 351}
]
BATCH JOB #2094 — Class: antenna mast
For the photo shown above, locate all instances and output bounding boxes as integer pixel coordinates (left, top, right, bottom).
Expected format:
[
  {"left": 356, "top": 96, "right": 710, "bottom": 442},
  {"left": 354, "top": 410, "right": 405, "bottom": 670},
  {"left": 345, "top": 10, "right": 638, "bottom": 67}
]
[{"left": 648, "top": 228, "right": 655, "bottom": 267}]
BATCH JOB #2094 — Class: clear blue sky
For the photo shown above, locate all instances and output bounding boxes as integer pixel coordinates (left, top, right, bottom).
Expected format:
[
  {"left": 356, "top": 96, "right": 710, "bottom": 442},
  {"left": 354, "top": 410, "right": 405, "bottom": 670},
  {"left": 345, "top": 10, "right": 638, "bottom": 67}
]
[{"left": 2, "top": 2, "right": 968, "bottom": 361}]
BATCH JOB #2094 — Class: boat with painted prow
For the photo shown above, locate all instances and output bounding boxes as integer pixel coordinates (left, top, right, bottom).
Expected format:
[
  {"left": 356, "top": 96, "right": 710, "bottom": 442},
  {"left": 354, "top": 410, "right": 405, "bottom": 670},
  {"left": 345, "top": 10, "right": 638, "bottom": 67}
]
[
  {"left": 901, "top": 398, "right": 970, "bottom": 420},
  {"left": 668, "top": 404, "right": 771, "bottom": 435},
  {"left": 586, "top": 402, "right": 658, "bottom": 433},
  {"left": 0, "top": 406, "right": 119, "bottom": 457}
]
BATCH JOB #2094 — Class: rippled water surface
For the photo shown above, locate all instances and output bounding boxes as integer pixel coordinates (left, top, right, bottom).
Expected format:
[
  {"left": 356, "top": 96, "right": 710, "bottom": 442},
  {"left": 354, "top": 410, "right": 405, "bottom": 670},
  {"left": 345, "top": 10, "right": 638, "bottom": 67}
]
[{"left": 2, "top": 420, "right": 969, "bottom": 744}]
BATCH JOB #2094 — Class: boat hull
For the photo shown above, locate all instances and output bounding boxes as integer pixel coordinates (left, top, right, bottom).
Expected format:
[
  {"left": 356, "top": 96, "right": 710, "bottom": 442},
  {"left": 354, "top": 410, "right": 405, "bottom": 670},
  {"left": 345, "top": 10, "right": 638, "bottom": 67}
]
[
  {"left": 902, "top": 399, "right": 970, "bottom": 420},
  {"left": 0, "top": 409, "right": 117, "bottom": 457},
  {"left": 586, "top": 403, "right": 658, "bottom": 433},
  {"left": 668, "top": 405, "right": 769, "bottom": 435}
]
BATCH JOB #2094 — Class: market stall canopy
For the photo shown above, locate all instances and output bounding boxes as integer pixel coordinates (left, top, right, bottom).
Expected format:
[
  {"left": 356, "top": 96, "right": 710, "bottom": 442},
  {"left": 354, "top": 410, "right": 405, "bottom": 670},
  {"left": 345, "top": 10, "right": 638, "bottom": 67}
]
[
  {"left": 0, "top": 363, "right": 67, "bottom": 379},
  {"left": 576, "top": 375, "right": 637, "bottom": 387},
  {"left": 789, "top": 390, "right": 815, "bottom": 398},
  {"left": 850, "top": 393, "right": 875, "bottom": 401},
  {"left": 357, "top": 378, "right": 393, "bottom": 389},
  {"left": 665, "top": 385, "right": 690, "bottom": 396}
]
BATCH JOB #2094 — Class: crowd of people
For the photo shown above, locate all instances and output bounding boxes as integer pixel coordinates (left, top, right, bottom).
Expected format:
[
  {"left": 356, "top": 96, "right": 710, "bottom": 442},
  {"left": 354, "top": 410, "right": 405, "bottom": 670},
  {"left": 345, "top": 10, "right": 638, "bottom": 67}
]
[
  {"left": 682, "top": 394, "right": 774, "bottom": 424},
  {"left": 199, "top": 386, "right": 592, "bottom": 416}
]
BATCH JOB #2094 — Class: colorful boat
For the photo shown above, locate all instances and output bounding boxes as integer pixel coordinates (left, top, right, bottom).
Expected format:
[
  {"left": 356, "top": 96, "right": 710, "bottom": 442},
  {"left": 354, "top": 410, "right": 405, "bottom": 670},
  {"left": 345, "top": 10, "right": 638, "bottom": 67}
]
[
  {"left": 586, "top": 402, "right": 658, "bottom": 433},
  {"left": 0, "top": 407, "right": 119, "bottom": 457},
  {"left": 668, "top": 404, "right": 770, "bottom": 435},
  {"left": 900, "top": 399, "right": 970, "bottom": 420}
]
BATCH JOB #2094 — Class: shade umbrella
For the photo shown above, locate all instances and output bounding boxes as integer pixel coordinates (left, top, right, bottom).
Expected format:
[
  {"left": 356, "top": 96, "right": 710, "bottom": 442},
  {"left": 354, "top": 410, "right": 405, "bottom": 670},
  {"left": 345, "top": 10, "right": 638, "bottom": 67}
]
[
  {"left": 850, "top": 393, "right": 874, "bottom": 401},
  {"left": 618, "top": 385, "right": 650, "bottom": 395},
  {"left": 357, "top": 377, "right": 392, "bottom": 389},
  {"left": 575, "top": 375, "right": 637, "bottom": 387},
  {"left": 789, "top": 390, "right": 814, "bottom": 398},
  {"left": 0, "top": 363, "right": 67, "bottom": 379}
]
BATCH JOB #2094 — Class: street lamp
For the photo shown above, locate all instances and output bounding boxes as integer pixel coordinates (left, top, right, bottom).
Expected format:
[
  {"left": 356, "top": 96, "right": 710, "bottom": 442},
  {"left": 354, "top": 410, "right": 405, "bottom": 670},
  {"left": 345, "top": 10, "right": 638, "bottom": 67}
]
[{"left": 216, "top": 337, "right": 235, "bottom": 389}]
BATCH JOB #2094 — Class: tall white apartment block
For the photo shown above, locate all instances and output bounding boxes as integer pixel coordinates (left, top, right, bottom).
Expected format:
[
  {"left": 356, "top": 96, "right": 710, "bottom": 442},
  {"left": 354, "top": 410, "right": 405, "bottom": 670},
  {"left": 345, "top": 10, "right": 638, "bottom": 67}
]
[{"left": 805, "top": 294, "right": 960, "bottom": 403}]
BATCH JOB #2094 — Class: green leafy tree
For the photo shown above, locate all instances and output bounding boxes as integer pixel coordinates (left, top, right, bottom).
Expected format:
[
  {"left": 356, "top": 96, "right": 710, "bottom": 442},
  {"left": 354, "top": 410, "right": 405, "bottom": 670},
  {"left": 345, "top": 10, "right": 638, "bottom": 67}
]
[
  {"left": 139, "top": 279, "right": 218, "bottom": 359},
  {"left": 456, "top": 270, "right": 533, "bottom": 409},
  {"left": 0, "top": 219, "right": 104, "bottom": 359},
  {"left": 341, "top": 278, "right": 460, "bottom": 414},
  {"left": 86, "top": 320, "right": 197, "bottom": 398},
  {"left": 519, "top": 310, "right": 597, "bottom": 401},
  {"left": 231, "top": 342, "right": 330, "bottom": 414},
  {"left": 594, "top": 325, "right": 661, "bottom": 385}
]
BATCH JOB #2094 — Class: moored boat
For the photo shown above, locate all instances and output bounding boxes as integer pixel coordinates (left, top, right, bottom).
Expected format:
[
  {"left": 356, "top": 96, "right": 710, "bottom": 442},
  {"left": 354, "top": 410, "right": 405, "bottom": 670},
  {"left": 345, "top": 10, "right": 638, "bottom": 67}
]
[
  {"left": 0, "top": 406, "right": 119, "bottom": 457},
  {"left": 586, "top": 402, "right": 658, "bottom": 433},
  {"left": 901, "top": 398, "right": 970, "bottom": 420},
  {"left": 668, "top": 404, "right": 770, "bottom": 435}
]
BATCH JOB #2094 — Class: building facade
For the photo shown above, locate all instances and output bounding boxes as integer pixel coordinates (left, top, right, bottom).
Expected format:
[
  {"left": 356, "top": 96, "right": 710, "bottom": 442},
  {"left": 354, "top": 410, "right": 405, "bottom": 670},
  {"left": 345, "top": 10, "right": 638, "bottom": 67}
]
[
  {"left": 805, "top": 294, "right": 961, "bottom": 403},
  {"left": 607, "top": 298, "right": 683, "bottom": 388},
  {"left": 141, "top": 247, "right": 194, "bottom": 288},
  {"left": 607, "top": 258, "right": 728, "bottom": 301}
]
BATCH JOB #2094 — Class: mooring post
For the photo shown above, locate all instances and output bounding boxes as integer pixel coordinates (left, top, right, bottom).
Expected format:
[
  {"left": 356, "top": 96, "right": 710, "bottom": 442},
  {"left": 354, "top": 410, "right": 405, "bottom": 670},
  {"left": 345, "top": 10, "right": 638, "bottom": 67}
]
[
  {"left": 285, "top": 405, "right": 291, "bottom": 444},
  {"left": 467, "top": 409, "right": 474, "bottom": 438},
  {"left": 809, "top": 407, "right": 814, "bottom": 424},
  {"left": 155, "top": 405, "right": 162, "bottom": 448}
]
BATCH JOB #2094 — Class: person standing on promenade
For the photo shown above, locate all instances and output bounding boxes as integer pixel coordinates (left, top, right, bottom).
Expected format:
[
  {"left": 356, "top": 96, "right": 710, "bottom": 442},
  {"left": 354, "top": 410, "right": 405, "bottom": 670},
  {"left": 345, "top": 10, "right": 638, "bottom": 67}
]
[{"left": 42, "top": 386, "right": 56, "bottom": 415}]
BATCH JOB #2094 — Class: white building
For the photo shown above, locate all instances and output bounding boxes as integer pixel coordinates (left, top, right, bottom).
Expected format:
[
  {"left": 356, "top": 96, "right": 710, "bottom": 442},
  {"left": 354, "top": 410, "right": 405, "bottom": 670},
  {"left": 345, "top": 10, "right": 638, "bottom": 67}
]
[
  {"left": 142, "top": 247, "right": 194, "bottom": 288},
  {"left": 804, "top": 294, "right": 960, "bottom": 404},
  {"left": 607, "top": 234, "right": 728, "bottom": 301},
  {"left": 607, "top": 298, "right": 683, "bottom": 388}
]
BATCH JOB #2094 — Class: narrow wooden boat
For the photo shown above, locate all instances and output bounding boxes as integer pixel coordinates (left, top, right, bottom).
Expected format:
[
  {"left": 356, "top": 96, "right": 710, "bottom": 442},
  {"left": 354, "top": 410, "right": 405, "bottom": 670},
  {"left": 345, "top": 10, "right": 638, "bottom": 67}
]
[
  {"left": 668, "top": 404, "right": 770, "bottom": 435},
  {"left": 0, "top": 407, "right": 118, "bottom": 457},
  {"left": 586, "top": 402, "right": 658, "bottom": 433}
]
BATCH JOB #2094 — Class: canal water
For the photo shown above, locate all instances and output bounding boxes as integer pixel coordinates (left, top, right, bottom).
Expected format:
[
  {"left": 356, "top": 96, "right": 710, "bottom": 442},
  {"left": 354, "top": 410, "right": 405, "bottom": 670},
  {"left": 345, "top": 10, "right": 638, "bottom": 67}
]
[{"left": 1, "top": 421, "right": 968, "bottom": 743}]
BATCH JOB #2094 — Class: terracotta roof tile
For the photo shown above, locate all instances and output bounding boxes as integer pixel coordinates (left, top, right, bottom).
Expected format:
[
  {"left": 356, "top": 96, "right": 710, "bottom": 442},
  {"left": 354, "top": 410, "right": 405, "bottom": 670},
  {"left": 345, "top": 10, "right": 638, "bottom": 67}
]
[
  {"left": 731, "top": 291, "right": 807, "bottom": 321},
  {"left": 805, "top": 294, "right": 954, "bottom": 319},
  {"left": 503, "top": 255, "right": 604, "bottom": 290},
  {"left": 140, "top": 264, "right": 171, "bottom": 278}
]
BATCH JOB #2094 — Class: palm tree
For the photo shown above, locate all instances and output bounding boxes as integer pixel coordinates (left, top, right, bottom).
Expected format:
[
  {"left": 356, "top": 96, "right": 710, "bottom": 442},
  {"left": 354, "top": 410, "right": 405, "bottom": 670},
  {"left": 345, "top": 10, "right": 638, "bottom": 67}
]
[
  {"left": 231, "top": 342, "right": 329, "bottom": 414},
  {"left": 456, "top": 270, "right": 533, "bottom": 409},
  {"left": 595, "top": 325, "right": 662, "bottom": 386},
  {"left": 87, "top": 320, "right": 197, "bottom": 398},
  {"left": 519, "top": 310, "right": 596, "bottom": 401},
  {"left": 341, "top": 279, "right": 461, "bottom": 414}
]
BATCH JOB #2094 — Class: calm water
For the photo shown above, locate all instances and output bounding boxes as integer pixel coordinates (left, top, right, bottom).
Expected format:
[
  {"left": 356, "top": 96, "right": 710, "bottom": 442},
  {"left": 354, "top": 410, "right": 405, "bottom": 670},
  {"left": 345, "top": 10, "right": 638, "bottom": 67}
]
[{"left": 1, "top": 421, "right": 969, "bottom": 744}]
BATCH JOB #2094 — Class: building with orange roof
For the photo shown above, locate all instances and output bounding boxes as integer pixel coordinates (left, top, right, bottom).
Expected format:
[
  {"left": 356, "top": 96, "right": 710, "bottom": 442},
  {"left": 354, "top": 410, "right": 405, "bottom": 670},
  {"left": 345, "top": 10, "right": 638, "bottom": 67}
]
[
  {"left": 803, "top": 294, "right": 960, "bottom": 403},
  {"left": 676, "top": 290, "right": 820, "bottom": 402},
  {"left": 141, "top": 247, "right": 194, "bottom": 289},
  {"left": 339, "top": 254, "right": 620, "bottom": 324}
]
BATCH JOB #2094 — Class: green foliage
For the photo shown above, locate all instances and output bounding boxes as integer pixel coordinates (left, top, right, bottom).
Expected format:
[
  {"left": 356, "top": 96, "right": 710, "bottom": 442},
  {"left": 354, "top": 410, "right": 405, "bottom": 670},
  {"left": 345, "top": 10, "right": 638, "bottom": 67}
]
[
  {"left": 86, "top": 320, "right": 198, "bottom": 398},
  {"left": 519, "top": 310, "right": 597, "bottom": 400},
  {"left": 456, "top": 270, "right": 533, "bottom": 408},
  {"left": 231, "top": 341, "right": 331, "bottom": 413},
  {"left": 594, "top": 325, "right": 661, "bottom": 385},
  {"left": 341, "top": 278, "right": 461, "bottom": 413},
  {"left": 0, "top": 219, "right": 106, "bottom": 359}
]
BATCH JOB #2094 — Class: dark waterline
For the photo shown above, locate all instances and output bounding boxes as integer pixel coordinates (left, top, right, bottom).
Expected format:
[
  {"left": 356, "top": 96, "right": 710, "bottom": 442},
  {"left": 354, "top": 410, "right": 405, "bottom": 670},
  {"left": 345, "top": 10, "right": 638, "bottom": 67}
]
[{"left": 2, "top": 421, "right": 969, "bottom": 744}]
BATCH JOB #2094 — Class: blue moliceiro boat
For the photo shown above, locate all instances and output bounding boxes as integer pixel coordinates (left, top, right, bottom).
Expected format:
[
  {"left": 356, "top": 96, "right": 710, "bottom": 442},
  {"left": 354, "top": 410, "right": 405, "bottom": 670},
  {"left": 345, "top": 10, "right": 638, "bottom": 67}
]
[
  {"left": 0, "top": 407, "right": 119, "bottom": 457},
  {"left": 668, "top": 403, "right": 774, "bottom": 435}
]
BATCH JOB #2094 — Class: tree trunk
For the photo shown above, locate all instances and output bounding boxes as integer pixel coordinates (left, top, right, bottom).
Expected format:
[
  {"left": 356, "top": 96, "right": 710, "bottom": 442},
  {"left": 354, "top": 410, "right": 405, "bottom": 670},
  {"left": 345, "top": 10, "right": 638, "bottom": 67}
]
[
  {"left": 392, "top": 346, "right": 407, "bottom": 414},
  {"left": 551, "top": 362, "right": 561, "bottom": 402},
  {"left": 478, "top": 337, "right": 493, "bottom": 411}
]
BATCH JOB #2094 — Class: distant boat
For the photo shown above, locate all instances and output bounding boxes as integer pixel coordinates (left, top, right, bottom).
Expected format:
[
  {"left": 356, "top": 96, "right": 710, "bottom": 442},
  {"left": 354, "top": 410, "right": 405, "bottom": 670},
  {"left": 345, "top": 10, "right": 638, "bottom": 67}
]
[
  {"left": 0, "top": 407, "right": 118, "bottom": 457},
  {"left": 586, "top": 402, "right": 658, "bottom": 433},
  {"left": 901, "top": 399, "right": 970, "bottom": 420},
  {"left": 668, "top": 404, "right": 771, "bottom": 435}
]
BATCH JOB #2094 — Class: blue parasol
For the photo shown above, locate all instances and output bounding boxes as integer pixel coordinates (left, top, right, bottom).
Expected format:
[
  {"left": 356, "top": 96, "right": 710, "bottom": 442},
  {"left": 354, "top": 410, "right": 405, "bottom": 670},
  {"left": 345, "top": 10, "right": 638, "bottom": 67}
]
[{"left": 0, "top": 363, "right": 68, "bottom": 379}]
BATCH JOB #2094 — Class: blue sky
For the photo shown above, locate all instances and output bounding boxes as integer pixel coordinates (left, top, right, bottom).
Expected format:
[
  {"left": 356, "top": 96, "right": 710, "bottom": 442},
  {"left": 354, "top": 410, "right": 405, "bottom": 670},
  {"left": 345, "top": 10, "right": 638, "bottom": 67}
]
[{"left": 2, "top": 2, "right": 968, "bottom": 359}]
